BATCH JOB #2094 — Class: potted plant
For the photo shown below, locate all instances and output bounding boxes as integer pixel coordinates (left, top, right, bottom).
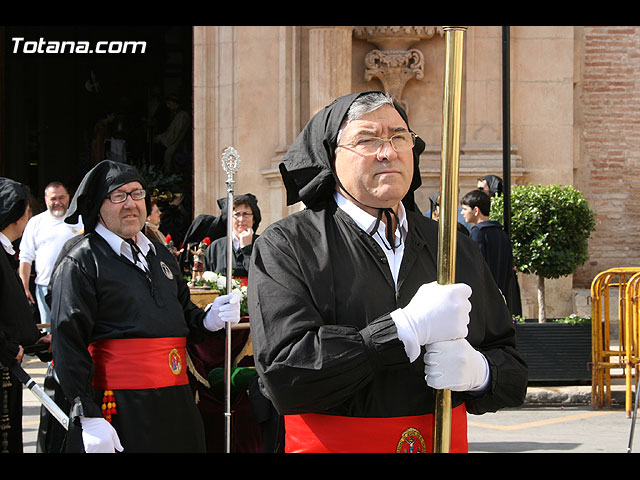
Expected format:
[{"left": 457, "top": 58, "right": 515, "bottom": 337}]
[
  {"left": 490, "top": 184, "right": 596, "bottom": 383},
  {"left": 490, "top": 184, "right": 596, "bottom": 323},
  {"left": 512, "top": 314, "right": 593, "bottom": 383}
]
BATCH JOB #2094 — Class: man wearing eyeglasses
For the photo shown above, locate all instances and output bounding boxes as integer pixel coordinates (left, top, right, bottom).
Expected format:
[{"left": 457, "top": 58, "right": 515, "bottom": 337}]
[
  {"left": 249, "top": 91, "right": 527, "bottom": 453},
  {"left": 203, "top": 194, "right": 261, "bottom": 287},
  {"left": 49, "top": 160, "right": 241, "bottom": 453}
]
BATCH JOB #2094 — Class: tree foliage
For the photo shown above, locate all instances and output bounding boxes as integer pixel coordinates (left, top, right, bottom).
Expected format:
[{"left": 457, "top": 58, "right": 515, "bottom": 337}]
[{"left": 490, "top": 184, "right": 596, "bottom": 279}]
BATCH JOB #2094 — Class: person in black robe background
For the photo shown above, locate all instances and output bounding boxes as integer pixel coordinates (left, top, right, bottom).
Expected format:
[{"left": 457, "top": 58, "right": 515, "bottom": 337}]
[
  {"left": 461, "top": 189, "right": 515, "bottom": 312},
  {"left": 476, "top": 174, "right": 522, "bottom": 316},
  {"left": 477, "top": 174, "right": 503, "bottom": 197},
  {"left": 249, "top": 91, "right": 528, "bottom": 453},
  {"left": 50, "top": 160, "right": 241, "bottom": 453},
  {"left": 0, "top": 178, "right": 49, "bottom": 453},
  {"left": 203, "top": 193, "right": 261, "bottom": 284}
]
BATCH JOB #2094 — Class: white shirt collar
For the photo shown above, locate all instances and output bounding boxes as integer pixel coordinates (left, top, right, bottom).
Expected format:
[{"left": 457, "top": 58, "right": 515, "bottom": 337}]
[
  {"left": 0, "top": 232, "right": 15, "bottom": 255},
  {"left": 334, "top": 191, "right": 408, "bottom": 242},
  {"left": 334, "top": 191, "right": 407, "bottom": 289},
  {"left": 95, "top": 222, "right": 155, "bottom": 262}
]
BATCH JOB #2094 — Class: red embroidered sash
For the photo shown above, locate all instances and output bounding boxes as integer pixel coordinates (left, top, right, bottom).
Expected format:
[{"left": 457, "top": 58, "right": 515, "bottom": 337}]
[
  {"left": 89, "top": 337, "right": 188, "bottom": 390},
  {"left": 284, "top": 403, "right": 468, "bottom": 453}
]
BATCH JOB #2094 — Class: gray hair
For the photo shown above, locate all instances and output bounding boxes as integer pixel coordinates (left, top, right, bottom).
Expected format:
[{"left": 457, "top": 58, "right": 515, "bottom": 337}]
[{"left": 336, "top": 92, "right": 395, "bottom": 146}]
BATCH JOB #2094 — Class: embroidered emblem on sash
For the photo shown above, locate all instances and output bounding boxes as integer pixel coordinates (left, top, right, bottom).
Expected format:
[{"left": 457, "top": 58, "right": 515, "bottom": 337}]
[
  {"left": 396, "top": 427, "right": 426, "bottom": 453},
  {"left": 168, "top": 348, "right": 182, "bottom": 375},
  {"left": 160, "top": 261, "right": 173, "bottom": 279}
]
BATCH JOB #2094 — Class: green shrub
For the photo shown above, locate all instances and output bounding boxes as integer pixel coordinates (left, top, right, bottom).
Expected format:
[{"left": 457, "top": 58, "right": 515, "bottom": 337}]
[{"left": 490, "top": 184, "right": 595, "bottom": 322}]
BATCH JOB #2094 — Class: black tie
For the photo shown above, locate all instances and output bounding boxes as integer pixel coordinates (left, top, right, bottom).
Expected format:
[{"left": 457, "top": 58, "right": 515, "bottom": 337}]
[{"left": 125, "top": 238, "right": 141, "bottom": 265}]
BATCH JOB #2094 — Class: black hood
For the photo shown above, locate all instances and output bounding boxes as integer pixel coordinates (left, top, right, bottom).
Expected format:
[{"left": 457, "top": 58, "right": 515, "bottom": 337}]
[
  {"left": 483, "top": 174, "right": 503, "bottom": 197},
  {"left": 278, "top": 91, "right": 425, "bottom": 212},
  {"left": 0, "top": 177, "right": 27, "bottom": 231},
  {"left": 65, "top": 160, "right": 150, "bottom": 233},
  {"left": 217, "top": 192, "right": 262, "bottom": 231}
]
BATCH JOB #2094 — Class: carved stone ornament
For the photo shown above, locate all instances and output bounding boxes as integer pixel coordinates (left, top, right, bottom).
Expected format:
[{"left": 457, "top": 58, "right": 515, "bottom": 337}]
[{"left": 354, "top": 26, "right": 444, "bottom": 111}]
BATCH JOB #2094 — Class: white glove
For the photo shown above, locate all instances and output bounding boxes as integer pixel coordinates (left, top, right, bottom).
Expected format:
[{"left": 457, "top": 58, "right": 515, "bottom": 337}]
[
  {"left": 391, "top": 281, "right": 472, "bottom": 361},
  {"left": 423, "top": 339, "right": 490, "bottom": 392},
  {"left": 203, "top": 293, "right": 241, "bottom": 332},
  {"left": 80, "top": 416, "right": 124, "bottom": 453}
]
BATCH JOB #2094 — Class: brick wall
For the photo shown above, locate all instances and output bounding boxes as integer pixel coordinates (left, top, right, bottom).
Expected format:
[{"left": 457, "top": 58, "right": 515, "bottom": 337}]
[{"left": 574, "top": 26, "right": 640, "bottom": 288}]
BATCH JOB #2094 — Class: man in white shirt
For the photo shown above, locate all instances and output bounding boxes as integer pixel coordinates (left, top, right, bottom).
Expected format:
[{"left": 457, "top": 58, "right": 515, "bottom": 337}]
[{"left": 18, "top": 182, "right": 83, "bottom": 326}]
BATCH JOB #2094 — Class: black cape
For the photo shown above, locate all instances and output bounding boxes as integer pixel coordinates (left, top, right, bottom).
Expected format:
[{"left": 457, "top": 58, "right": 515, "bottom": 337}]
[
  {"left": 0, "top": 177, "right": 42, "bottom": 453},
  {"left": 50, "top": 233, "right": 211, "bottom": 452},
  {"left": 249, "top": 200, "right": 528, "bottom": 417}
]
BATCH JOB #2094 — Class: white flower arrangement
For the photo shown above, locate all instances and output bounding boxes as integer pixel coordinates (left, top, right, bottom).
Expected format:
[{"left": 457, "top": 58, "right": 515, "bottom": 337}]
[{"left": 198, "top": 271, "right": 249, "bottom": 317}]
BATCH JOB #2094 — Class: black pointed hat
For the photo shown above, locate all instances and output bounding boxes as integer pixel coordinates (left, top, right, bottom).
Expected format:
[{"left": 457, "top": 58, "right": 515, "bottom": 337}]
[{"left": 65, "top": 160, "right": 150, "bottom": 233}]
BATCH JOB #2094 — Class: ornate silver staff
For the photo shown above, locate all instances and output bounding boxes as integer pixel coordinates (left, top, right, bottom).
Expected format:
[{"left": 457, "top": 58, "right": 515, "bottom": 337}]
[
  {"left": 221, "top": 146, "right": 240, "bottom": 453},
  {"left": 434, "top": 25, "right": 467, "bottom": 453}
]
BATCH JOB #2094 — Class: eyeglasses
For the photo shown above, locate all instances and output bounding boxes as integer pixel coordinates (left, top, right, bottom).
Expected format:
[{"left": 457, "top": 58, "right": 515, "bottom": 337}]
[
  {"left": 232, "top": 212, "right": 253, "bottom": 219},
  {"left": 338, "top": 132, "right": 417, "bottom": 155},
  {"left": 106, "top": 189, "right": 146, "bottom": 204}
]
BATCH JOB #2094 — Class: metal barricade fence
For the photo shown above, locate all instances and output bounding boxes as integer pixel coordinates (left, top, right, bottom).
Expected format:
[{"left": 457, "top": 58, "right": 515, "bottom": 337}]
[
  {"left": 591, "top": 267, "right": 640, "bottom": 417},
  {"left": 625, "top": 272, "right": 640, "bottom": 418}
]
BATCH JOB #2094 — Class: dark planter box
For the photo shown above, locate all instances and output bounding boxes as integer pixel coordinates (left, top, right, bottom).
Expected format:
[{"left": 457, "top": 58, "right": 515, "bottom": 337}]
[{"left": 514, "top": 320, "right": 592, "bottom": 384}]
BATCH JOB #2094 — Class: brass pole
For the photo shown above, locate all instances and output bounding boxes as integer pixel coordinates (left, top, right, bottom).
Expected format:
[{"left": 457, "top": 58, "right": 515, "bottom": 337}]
[{"left": 433, "top": 25, "right": 467, "bottom": 454}]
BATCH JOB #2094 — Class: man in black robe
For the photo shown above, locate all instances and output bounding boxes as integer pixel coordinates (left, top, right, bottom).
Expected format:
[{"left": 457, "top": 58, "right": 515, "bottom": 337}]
[
  {"left": 0, "top": 177, "right": 49, "bottom": 453},
  {"left": 460, "top": 189, "right": 515, "bottom": 310},
  {"left": 50, "top": 160, "right": 242, "bottom": 453},
  {"left": 249, "top": 91, "right": 528, "bottom": 453}
]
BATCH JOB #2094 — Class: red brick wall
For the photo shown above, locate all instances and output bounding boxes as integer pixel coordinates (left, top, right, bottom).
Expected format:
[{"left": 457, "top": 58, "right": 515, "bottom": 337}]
[{"left": 574, "top": 26, "right": 640, "bottom": 288}]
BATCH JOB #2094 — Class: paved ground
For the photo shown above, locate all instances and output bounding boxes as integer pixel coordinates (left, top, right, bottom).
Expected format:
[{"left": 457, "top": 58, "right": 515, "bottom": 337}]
[
  {"left": 17, "top": 356, "right": 640, "bottom": 454},
  {"left": 468, "top": 405, "right": 635, "bottom": 453}
]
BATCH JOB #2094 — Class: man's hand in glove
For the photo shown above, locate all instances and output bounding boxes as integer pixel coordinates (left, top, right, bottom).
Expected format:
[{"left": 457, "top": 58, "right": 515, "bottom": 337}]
[
  {"left": 423, "top": 338, "right": 490, "bottom": 393},
  {"left": 203, "top": 293, "right": 241, "bottom": 332},
  {"left": 80, "top": 416, "right": 124, "bottom": 453},
  {"left": 390, "top": 281, "right": 472, "bottom": 361}
]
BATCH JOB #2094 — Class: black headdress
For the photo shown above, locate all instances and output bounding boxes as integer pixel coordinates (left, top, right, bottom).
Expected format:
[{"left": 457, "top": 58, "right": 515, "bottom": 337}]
[
  {"left": 65, "top": 160, "right": 150, "bottom": 233},
  {"left": 216, "top": 193, "right": 262, "bottom": 232},
  {"left": 482, "top": 174, "right": 503, "bottom": 197},
  {"left": 279, "top": 91, "right": 425, "bottom": 210},
  {"left": 279, "top": 91, "right": 425, "bottom": 249},
  {"left": 0, "top": 177, "right": 28, "bottom": 231}
]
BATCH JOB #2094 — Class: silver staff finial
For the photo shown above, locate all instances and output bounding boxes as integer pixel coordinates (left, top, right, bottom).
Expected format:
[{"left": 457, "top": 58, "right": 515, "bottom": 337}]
[{"left": 221, "top": 146, "right": 241, "bottom": 178}]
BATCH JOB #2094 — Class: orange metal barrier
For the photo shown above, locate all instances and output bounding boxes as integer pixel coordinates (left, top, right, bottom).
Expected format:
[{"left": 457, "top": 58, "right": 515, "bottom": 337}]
[
  {"left": 591, "top": 267, "right": 640, "bottom": 417},
  {"left": 625, "top": 272, "right": 640, "bottom": 417}
]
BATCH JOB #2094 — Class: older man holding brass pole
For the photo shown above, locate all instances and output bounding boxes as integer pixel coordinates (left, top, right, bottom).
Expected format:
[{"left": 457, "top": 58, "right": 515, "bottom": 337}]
[{"left": 249, "top": 89, "right": 527, "bottom": 453}]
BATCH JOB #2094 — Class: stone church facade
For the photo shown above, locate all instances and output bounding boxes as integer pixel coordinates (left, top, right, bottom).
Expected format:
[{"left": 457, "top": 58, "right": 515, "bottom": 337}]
[{"left": 191, "top": 25, "right": 640, "bottom": 320}]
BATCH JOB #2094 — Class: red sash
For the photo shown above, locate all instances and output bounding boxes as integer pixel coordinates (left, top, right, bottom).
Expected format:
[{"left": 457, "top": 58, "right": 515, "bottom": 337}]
[
  {"left": 88, "top": 337, "right": 188, "bottom": 390},
  {"left": 284, "top": 403, "right": 468, "bottom": 453}
]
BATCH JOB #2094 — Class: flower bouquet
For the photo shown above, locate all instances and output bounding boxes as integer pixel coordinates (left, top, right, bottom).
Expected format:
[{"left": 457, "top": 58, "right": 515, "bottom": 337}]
[{"left": 192, "top": 271, "right": 248, "bottom": 317}]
